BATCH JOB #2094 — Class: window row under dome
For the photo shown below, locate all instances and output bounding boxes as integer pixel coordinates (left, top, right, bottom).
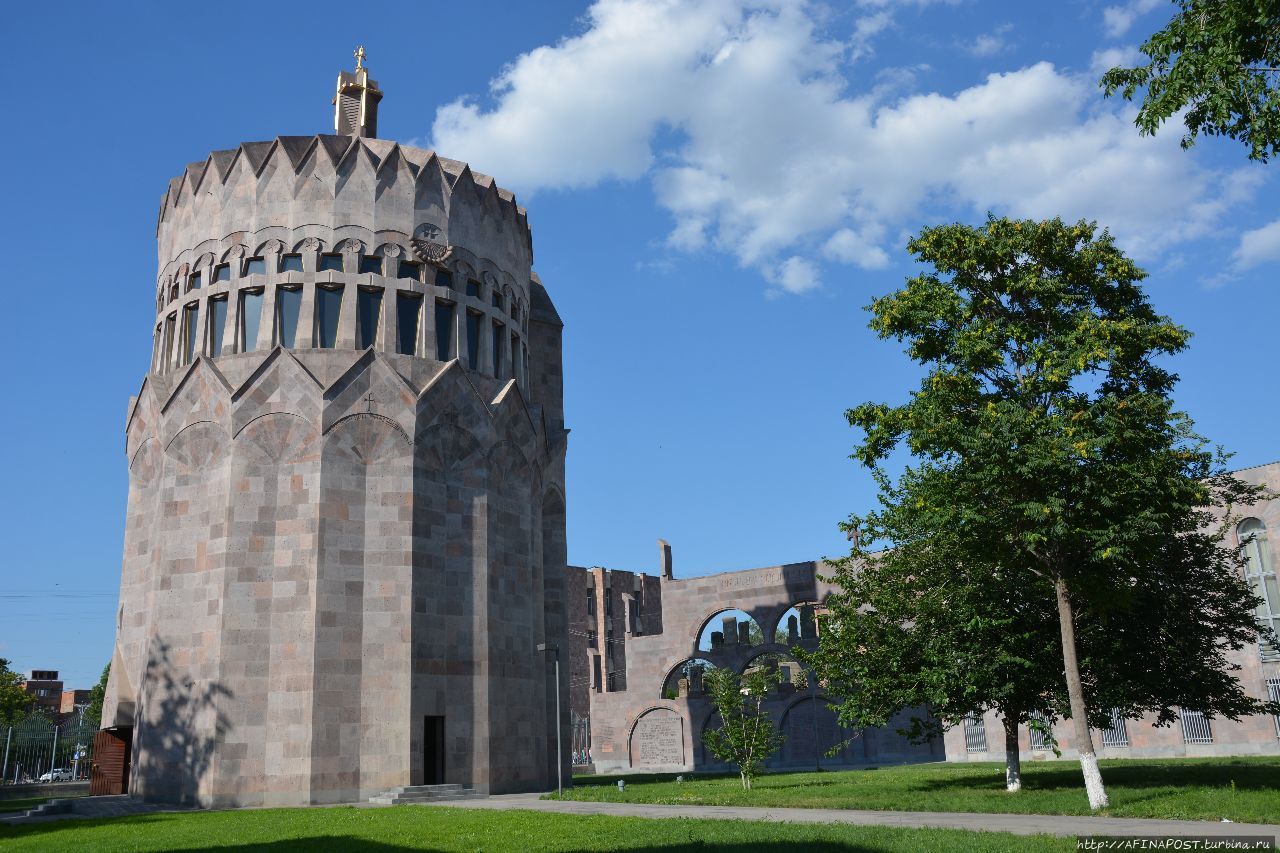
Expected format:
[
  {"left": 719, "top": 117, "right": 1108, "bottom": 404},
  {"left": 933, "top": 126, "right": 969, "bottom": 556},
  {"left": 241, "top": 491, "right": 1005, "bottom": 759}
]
[
  {"left": 153, "top": 280, "right": 529, "bottom": 388},
  {"left": 158, "top": 250, "right": 527, "bottom": 331}
]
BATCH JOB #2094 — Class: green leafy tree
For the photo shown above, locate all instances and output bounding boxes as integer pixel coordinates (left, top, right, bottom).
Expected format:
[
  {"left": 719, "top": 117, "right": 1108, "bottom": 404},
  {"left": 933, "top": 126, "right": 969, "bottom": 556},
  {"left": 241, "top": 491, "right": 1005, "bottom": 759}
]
[
  {"left": 85, "top": 663, "right": 110, "bottom": 725},
  {"left": 701, "top": 666, "right": 784, "bottom": 790},
  {"left": 0, "top": 659, "right": 33, "bottom": 728},
  {"left": 824, "top": 215, "right": 1275, "bottom": 810},
  {"left": 1101, "top": 0, "right": 1280, "bottom": 162},
  {"left": 806, "top": 517, "right": 1064, "bottom": 793}
]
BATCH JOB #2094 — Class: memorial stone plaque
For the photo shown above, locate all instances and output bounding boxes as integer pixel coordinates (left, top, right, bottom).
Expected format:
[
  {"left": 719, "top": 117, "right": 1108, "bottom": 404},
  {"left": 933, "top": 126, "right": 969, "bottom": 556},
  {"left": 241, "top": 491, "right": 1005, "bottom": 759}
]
[{"left": 632, "top": 710, "right": 685, "bottom": 766}]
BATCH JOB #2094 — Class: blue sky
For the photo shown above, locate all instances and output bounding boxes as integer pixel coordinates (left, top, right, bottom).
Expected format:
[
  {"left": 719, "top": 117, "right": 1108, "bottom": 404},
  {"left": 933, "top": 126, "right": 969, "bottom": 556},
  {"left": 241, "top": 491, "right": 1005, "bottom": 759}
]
[{"left": 1, "top": 0, "right": 1276, "bottom": 688}]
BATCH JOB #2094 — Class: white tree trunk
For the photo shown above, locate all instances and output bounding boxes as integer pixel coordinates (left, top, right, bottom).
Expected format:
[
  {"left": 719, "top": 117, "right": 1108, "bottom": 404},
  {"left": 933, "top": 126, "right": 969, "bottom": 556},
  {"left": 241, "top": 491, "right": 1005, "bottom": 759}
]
[
  {"left": 1054, "top": 576, "right": 1109, "bottom": 810},
  {"left": 1003, "top": 714, "right": 1022, "bottom": 793}
]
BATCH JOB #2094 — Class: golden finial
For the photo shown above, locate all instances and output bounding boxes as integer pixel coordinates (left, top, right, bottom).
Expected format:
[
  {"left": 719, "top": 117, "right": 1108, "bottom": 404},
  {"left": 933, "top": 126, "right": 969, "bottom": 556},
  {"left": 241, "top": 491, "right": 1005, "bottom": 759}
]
[{"left": 354, "top": 45, "right": 367, "bottom": 72}]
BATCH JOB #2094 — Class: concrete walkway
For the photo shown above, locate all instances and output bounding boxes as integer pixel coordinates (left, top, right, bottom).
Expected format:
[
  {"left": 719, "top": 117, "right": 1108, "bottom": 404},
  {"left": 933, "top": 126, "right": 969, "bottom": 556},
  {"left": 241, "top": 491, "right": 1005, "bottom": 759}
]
[{"left": 427, "top": 792, "right": 1280, "bottom": 840}]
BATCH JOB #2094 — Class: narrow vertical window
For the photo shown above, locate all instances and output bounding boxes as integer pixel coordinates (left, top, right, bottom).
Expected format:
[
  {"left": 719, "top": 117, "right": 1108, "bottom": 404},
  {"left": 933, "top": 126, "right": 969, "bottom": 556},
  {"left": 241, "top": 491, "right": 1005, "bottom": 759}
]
[
  {"left": 511, "top": 333, "right": 519, "bottom": 385},
  {"left": 397, "top": 292, "right": 423, "bottom": 356},
  {"left": 435, "top": 301, "right": 455, "bottom": 361},
  {"left": 492, "top": 321, "right": 505, "bottom": 379},
  {"left": 213, "top": 264, "right": 230, "bottom": 284},
  {"left": 467, "top": 279, "right": 481, "bottom": 298},
  {"left": 161, "top": 311, "right": 176, "bottom": 366},
  {"left": 170, "top": 281, "right": 179, "bottom": 302},
  {"left": 1239, "top": 519, "right": 1279, "bottom": 660},
  {"left": 359, "top": 255, "right": 382, "bottom": 275},
  {"left": 319, "top": 253, "right": 344, "bottom": 272},
  {"left": 208, "top": 296, "right": 228, "bottom": 357},
  {"left": 152, "top": 324, "right": 163, "bottom": 372},
  {"left": 398, "top": 260, "right": 421, "bottom": 281},
  {"left": 492, "top": 291, "right": 504, "bottom": 311},
  {"left": 243, "top": 257, "right": 266, "bottom": 277},
  {"left": 188, "top": 271, "right": 202, "bottom": 292},
  {"left": 434, "top": 269, "right": 453, "bottom": 289},
  {"left": 240, "top": 289, "right": 264, "bottom": 351},
  {"left": 277, "top": 286, "right": 302, "bottom": 348},
  {"left": 182, "top": 303, "right": 200, "bottom": 364},
  {"left": 316, "top": 285, "right": 343, "bottom": 348},
  {"left": 465, "top": 310, "right": 481, "bottom": 370},
  {"left": 280, "top": 254, "right": 304, "bottom": 273},
  {"left": 357, "top": 288, "right": 383, "bottom": 349}
]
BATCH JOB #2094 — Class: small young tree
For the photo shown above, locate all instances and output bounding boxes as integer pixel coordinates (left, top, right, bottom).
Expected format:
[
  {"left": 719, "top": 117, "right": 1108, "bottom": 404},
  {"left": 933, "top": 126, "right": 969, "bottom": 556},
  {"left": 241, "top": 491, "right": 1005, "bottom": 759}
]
[
  {"left": 0, "top": 659, "right": 33, "bottom": 728},
  {"left": 701, "top": 666, "right": 784, "bottom": 790}
]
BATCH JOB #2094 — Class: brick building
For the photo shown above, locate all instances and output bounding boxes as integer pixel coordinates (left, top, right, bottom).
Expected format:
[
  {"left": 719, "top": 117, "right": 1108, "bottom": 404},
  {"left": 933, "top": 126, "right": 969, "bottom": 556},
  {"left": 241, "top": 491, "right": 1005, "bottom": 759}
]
[{"left": 22, "top": 670, "right": 63, "bottom": 716}]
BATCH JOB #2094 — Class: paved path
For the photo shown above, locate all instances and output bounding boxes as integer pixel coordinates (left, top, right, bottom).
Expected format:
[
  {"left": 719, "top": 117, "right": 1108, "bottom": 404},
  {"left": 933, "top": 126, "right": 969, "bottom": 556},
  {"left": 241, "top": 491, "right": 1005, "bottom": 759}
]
[{"left": 428, "top": 793, "right": 1280, "bottom": 840}]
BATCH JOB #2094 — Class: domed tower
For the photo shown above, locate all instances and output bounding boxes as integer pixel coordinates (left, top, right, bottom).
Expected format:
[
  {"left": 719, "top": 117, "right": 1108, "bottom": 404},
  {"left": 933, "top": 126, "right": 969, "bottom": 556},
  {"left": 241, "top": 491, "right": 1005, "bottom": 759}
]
[{"left": 100, "top": 52, "right": 569, "bottom": 807}]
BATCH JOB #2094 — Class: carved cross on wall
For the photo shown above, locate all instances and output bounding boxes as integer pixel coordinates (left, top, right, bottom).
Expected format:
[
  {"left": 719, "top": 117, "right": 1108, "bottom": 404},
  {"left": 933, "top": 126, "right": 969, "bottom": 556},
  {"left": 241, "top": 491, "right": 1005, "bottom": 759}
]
[{"left": 363, "top": 392, "right": 375, "bottom": 412}]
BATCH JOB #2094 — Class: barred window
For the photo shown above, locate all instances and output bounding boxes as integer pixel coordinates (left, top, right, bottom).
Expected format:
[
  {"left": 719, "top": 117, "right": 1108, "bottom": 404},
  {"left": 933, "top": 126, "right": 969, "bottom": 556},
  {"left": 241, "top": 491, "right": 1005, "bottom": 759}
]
[
  {"left": 1179, "top": 710, "right": 1213, "bottom": 744},
  {"left": 1099, "top": 709, "right": 1129, "bottom": 747},
  {"left": 963, "top": 714, "right": 987, "bottom": 752},
  {"left": 1029, "top": 712, "right": 1052, "bottom": 751},
  {"left": 1267, "top": 679, "right": 1280, "bottom": 739}
]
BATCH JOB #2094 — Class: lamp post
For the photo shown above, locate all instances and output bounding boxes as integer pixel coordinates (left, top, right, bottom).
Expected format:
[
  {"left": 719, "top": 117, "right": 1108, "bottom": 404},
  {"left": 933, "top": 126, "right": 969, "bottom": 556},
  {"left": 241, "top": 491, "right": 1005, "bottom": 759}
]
[{"left": 537, "top": 642, "right": 562, "bottom": 798}]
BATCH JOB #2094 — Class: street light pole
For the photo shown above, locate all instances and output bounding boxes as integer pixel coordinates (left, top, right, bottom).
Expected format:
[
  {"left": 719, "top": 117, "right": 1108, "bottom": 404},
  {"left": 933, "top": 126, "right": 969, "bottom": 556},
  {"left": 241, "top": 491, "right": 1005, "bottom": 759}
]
[{"left": 537, "top": 643, "right": 562, "bottom": 798}]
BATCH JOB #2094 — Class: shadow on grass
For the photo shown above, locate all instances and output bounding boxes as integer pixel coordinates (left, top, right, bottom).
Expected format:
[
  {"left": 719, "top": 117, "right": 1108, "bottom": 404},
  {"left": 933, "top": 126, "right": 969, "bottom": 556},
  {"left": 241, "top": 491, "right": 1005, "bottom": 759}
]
[
  {"left": 0, "top": 823, "right": 898, "bottom": 853},
  {"left": 915, "top": 761, "right": 1280, "bottom": 795}
]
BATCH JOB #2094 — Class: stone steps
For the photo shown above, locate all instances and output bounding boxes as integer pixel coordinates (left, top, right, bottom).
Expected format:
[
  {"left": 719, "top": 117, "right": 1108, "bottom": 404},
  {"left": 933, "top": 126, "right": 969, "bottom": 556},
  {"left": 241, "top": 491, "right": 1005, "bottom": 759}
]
[{"left": 369, "top": 783, "right": 484, "bottom": 805}]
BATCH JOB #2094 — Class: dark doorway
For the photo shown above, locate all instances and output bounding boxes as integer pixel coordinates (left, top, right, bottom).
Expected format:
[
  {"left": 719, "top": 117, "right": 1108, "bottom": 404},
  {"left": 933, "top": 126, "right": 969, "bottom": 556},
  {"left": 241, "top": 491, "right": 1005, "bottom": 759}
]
[
  {"left": 422, "top": 716, "right": 445, "bottom": 784},
  {"left": 90, "top": 726, "right": 132, "bottom": 796}
]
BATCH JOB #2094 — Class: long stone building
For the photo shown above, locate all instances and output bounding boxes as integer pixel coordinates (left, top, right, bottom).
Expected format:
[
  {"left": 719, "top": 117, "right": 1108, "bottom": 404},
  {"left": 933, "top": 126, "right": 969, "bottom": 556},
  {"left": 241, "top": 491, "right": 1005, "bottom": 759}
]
[
  {"left": 99, "top": 55, "right": 569, "bottom": 806},
  {"left": 566, "top": 461, "right": 1280, "bottom": 772}
]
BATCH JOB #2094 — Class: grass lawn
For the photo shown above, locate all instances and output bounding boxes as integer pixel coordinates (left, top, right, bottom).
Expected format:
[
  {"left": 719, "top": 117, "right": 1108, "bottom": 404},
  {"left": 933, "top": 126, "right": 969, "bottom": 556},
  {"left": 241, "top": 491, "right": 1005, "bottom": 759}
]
[
  {"left": 0, "top": 806, "right": 1074, "bottom": 852},
  {"left": 552, "top": 757, "right": 1280, "bottom": 823}
]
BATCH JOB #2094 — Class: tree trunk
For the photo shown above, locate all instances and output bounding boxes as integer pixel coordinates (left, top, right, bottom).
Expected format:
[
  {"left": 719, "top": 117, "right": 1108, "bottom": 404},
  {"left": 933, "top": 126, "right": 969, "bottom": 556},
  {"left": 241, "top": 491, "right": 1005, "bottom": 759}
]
[
  {"left": 741, "top": 772, "right": 749, "bottom": 791},
  {"left": 1003, "top": 713, "right": 1021, "bottom": 793},
  {"left": 1053, "top": 576, "right": 1109, "bottom": 810}
]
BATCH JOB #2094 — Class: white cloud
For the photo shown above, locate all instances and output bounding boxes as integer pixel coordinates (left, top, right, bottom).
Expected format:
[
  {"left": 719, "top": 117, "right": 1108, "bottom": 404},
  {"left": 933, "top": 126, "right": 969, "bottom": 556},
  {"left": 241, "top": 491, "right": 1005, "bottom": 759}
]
[
  {"left": 1233, "top": 220, "right": 1280, "bottom": 270},
  {"left": 851, "top": 10, "right": 894, "bottom": 61},
  {"left": 1102, "top": 0, "right": 1162, "bottom": 39},
  {"left": 1090, "top": 45, "right": 1143, "bottom": 75},
  {"left": 963, "top": 24, "right": 1013, "bottom": 58},
  {"left": 431, "top": 0, "right": 1255, "bottom": 295},
  {"left": 768, "top": 255, "right": 822, "bottom": 294}
]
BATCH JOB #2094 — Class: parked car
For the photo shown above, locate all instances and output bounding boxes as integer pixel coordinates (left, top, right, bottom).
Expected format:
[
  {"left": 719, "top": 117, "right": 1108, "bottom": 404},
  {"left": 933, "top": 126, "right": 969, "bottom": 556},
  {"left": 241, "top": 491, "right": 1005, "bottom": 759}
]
[{"left": 38, "top": 768, "right": 73, "bottom": 782}]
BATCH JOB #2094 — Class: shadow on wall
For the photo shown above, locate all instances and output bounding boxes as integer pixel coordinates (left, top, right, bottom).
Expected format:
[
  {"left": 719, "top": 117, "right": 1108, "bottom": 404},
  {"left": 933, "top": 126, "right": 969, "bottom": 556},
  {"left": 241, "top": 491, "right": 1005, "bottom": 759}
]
[{"left": 133, "top": 638, "right": 233, "bottom": 805}]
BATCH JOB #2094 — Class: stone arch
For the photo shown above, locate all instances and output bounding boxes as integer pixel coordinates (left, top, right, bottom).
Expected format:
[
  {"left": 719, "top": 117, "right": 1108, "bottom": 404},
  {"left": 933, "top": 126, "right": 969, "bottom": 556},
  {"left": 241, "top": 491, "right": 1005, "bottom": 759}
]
[
  {"left": 660, "top": 658, "right": 718, "bottom": 700},
  {"left": 777, "top": 693, "right": 863, "bottom": 768},
  {"left": 627, "top": 706, "right": 685, "bottom": 769},
  {"left": 415, "top": 416, "right": 484, "bottom": 479},
  {"left": 165, "top": 420, "right": 228, "bottom": 472},
  {"left": 694, "top": 608, "right": 765, "bottom": 654},
  {"left": 235, "top": 411, "right": 319, "bottom": 464},
  {"left": 128, "top": 437, "right": 161, "bottom": 490},
  {"left": 771, "top": 600, "right": 823, "bottom": 646},
  {"left": 326, "top": 412, "right": 411, "bottom": 466}
]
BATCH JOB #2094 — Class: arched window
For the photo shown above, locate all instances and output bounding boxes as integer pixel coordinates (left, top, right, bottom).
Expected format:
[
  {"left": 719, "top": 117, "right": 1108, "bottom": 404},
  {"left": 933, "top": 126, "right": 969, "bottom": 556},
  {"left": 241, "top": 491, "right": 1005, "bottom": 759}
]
[{"left": 1239, "top": 518, "right": 1279, "bottom": 660}]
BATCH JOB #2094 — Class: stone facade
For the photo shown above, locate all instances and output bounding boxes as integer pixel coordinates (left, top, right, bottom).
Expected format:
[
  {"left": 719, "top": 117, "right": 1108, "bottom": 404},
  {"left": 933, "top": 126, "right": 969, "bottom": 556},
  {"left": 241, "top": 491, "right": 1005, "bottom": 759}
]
[
  {"left": 566, "top": 559, "right": 944, "bottom": 773},
  {"left": 570, "top": 463, "right": 1280, "bottom": 773},
  {"left": 103, "top": 81, "right": 569, "bottom": 804}
]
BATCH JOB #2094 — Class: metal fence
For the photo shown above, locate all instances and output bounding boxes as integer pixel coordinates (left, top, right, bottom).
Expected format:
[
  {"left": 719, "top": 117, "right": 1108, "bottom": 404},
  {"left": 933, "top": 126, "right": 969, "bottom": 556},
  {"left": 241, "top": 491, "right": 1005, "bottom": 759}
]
[
  {"left": 1179, "top": 710, "right": 1214, "bottom": 744},
  {"left": 1099, "top": 709, "right": 1130, "bottom": 747},
  {"left": 1, "top": 713, "right": 98, "bottom": 784},
  {"left": 963, "top": 714, "right": 987, "bottom": 752}
]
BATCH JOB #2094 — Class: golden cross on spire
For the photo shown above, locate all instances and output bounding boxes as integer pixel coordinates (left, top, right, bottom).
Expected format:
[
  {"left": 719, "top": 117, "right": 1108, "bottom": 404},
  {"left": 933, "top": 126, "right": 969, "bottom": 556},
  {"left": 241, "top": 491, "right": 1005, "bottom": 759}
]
[{"left": 354, "top": 45, "right": 367, "bottom": 72}]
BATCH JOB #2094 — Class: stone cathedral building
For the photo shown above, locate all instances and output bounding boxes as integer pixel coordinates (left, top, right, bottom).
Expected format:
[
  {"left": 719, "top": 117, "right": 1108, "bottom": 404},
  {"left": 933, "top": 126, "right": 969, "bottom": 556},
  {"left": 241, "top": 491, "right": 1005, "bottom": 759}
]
[{"left": 99, "top": 54, "right": 569, "bottom": 806}]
